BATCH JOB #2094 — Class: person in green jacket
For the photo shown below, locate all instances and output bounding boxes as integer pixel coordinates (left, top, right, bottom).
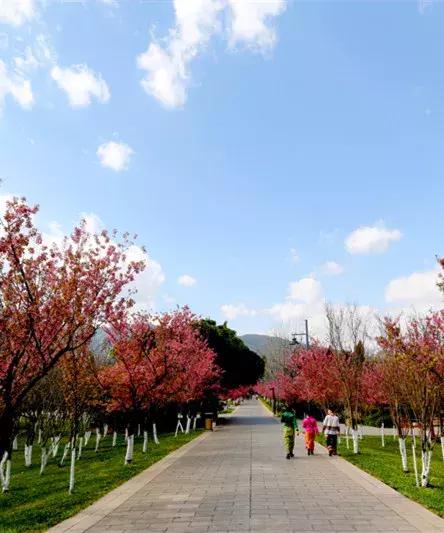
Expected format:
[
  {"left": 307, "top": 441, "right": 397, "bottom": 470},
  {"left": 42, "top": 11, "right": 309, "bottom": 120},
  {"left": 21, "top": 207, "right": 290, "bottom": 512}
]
[{"left": 281, "top": 406, "right": 299, "bottom": 459}]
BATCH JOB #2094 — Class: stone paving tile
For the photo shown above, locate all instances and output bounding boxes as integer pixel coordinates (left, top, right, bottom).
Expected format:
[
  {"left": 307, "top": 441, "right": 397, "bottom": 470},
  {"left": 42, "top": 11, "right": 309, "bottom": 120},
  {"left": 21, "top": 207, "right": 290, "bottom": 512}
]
[{"left": 70, "top": 400, "right": 444, "bottom": 532}]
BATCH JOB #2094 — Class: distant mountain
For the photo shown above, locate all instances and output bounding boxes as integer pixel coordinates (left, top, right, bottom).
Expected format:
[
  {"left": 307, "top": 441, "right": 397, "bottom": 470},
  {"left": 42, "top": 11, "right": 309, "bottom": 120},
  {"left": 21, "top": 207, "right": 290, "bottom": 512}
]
[{"left": 240, "top": 334, "right": 288, "bottom": 356}]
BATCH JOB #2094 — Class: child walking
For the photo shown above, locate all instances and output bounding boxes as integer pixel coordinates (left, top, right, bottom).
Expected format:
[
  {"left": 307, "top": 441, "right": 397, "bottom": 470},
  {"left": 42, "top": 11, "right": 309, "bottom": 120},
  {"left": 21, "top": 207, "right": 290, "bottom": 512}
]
[
  {"left": 280, "top": 406, "right": 299, "bottom": 459},
  {"left": 302, "top": 415, "right": 319, "bottom": 455}
]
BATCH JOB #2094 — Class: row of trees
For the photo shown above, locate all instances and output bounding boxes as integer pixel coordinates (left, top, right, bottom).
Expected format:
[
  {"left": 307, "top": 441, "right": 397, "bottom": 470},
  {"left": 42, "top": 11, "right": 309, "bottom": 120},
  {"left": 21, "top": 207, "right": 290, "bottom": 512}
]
[
  {"left": 258, "top": 264, "right": 444, "bottom": 488},
  {"left": 0, "top": 197, "right": 263, "bottom": 493}
]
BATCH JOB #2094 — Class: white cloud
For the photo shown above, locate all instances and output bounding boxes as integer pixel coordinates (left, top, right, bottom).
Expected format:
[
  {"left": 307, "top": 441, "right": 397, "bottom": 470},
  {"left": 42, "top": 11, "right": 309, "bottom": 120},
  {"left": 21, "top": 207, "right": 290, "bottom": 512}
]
[
  {"left": 385, "top": 268, "right": 442, "bottom": 309},
  {"left": 345, "top": 222, "right": 402, "bottom": 255},
  {"left": 137, "top": 0, "right": 286, "bottom": 108},
  {"left": 226, "top": 0, "right": 286, "bottom": 51},
  {"left": 0, "top": 0, "right": 36, "bottom": 26},
  {"left": 51, "top": 64, "right": 110, "bottom": 107},
  {"left": 177, "top": 274, "right": 197, "bottom": 287},
  {"left": 97, "top": 141, "right": 133, "bottom": 172},
  {"left": 322, "top": 261, "right": 344, "bottom": 276},
  {"left": 290, "top": 248, "right": 299, "bottom": 263},
  {"left": 288, "top": 276, "right": 322, "bottom": 304},
  {"left": 0, "top": 59, "right": 34, "bottom": 111},
  {"left": 221, "top": 303, "right": 257, "bottom": 321},
  {"left": 126, "top": 245, "right": 166, "bottom": 310},
  {"left": 137, "top": 0, "right": 222, "bottom": 109}
]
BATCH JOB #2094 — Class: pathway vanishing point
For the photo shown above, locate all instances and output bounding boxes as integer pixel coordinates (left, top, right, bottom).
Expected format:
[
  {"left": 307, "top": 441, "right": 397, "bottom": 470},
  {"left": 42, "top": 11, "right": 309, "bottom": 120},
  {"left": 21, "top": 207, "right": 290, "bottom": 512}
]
[{"left": 49, "top": 400, "right": 444, "bottom": 533}]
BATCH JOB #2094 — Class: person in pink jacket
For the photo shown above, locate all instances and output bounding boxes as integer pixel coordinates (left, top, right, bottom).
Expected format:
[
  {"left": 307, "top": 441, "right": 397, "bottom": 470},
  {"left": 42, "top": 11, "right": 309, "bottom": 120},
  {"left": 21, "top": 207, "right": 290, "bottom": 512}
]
[{"left": 302, "top": 415, "right": 319, "bottom": 455}]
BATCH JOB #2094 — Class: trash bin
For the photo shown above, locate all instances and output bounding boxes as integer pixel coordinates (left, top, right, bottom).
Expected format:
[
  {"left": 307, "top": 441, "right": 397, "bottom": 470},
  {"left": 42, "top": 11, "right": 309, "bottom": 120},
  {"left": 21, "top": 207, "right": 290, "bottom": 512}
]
[{"left": 204, "top": 413, "right": 213, "bottom": 431}]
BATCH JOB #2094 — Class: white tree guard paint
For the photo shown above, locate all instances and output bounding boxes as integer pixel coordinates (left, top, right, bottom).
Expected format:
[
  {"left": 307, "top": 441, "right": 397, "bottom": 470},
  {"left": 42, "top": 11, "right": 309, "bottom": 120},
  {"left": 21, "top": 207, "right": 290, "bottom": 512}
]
[
  {"left": 175, "top": 416, "right": 184, "bottom": 437},
  {"left": 193, "top": 416, "right": 198, "bottom": 431},
  {"left": 393, "top": 427, "right": 397, "bottom": 440},
  {"left": 185, "top": 416, "right": 191, "bottom": 434},
  {"left": 412, "top": 441, "right": 420, "bottom": 487},
  {"left": 153, "top": 423, "right": 159, "bottom": 445},
  {"left": 84, "top": 431, "right": 91, "bottom": 446},
  {"left": 60, "top": 442, "right": 70, "bottom": 466},
  {"left": 12, "top": 436, "right": 18, "bottom": 451},
  {"left": 345, "top": 427, "right": 350, "bottom": 450},
  {"left": 24, "top": 444, "right": 33, "bottom": 467},
  {"left": 142, "top": 431, "right": 148, "bottom": 453},
  {"left": 137, "top": 424, "right": 141, "bottom": 437},
  {"left": 0, "top": 452, "right": 9, "bottom": 492},
  {"left": 125, "top": 434, "right": 134, "bottom": 464},
  {"left": 399, "top": 438, "right": 408, "bottom": 472},
  {"left": 112, "top": 431, "right": 117, "bottom": 447},
  {"left": 125, "top": 427, "right": 128, "bottom": 442},
  {"left": 381, "top": 423, "right": 385, "bottom": 447},
  {"left": 95, "top": 429, "right": 101, "bottom": 452},
  {"left": 69, "top": 447, "right": 76, "bottom": 493},
  {"left": 103, "top": 424, "right": 108, "bottom": 438},
  {"left": 77, "top": 437, "right": 83, "bottom": 460},
  {"left": 352, "top": 429, "right": 359, "bottom": 454},
  {"left": 37, "top": 429, "right": 42, "bottom": 445},
  {"left": 441, "top": 436, "right": 444, "bottom": 461},
  {"left": 421, "top": 449, "right": 433, "bottom": 487},
  {"left": 51, "top": 435, "right": 61, "bottom": 458},
  {"left": 40, "top": 447, "right": 49, "bottom": 474}
]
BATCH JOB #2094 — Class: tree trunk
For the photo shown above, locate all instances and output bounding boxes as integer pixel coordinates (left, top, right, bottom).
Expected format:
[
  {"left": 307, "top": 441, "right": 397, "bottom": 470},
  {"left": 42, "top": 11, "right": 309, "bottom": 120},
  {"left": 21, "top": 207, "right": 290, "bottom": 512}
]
[
  {"left": 142, "top": 431, "right": 148, "bottom": 453},
  {"left": 95, "top": 428, "right": 101, "bottom": 452},
  {"left": 24, "top": 444, "right": 32, "bottom": 467},
  {"left": 69, "top": 445, "right": 76, "bottom": 493},
  {"left": 185, "top": 416, "right": 191, "bottom": 434},
  {"left": 112, "top": 431, "right": 117, "bottom": 447},
  {"left": 351, "top": 428, "right": 359, "bottom": 454},
  {"left": 152, "top": 423, "right": 159, "bottom": 445},
  {"left": 421, "top": 449, "right": 432, "bottom": 487},
  {"left": 381, "top": 423, "right": 385, "bottom": 448},
  {"left": 398, "top": 438, "right": 408, "bottom": 472},
  {"left": 125, "top": 433, "right": 134, "bottom": 464}
]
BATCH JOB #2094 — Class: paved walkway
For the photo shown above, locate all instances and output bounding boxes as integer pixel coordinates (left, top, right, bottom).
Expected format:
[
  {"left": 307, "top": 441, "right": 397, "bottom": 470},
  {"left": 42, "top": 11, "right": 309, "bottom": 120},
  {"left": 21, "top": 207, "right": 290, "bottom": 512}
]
[{"left": 50, "top": 400, "right": 444, "bottom": 533}]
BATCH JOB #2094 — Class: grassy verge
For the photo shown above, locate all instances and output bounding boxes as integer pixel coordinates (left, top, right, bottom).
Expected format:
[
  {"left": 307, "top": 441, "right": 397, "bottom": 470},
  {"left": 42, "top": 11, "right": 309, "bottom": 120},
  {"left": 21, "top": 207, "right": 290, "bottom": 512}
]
[
  {"left": 318, "top": 434, "right": 444, "bottom": 517},
  {"left": 0, "top": 431, "right": 202, "bottom": 533}
]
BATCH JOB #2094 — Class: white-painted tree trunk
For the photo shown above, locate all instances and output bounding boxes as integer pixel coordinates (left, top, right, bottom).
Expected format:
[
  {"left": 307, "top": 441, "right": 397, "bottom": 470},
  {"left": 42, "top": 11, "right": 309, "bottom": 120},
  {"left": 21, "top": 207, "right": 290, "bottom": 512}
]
[
  {"left": 125, "top": 434, "right": 134, "bottom": 464},
  {"left": 358, "top": 425, "right": 363, "bottom": 440},
  {"left": 84, "top": 431, "right": 91, "bottom": 446},
  {"left": 24, "top": 444, "right": 33, "bottom": 467},
  {"left": 137, "top": 424, "right": 141, "bottom": 437},
  {"left": 352, "top": 429, "right": 359, "bottom": 454},
  {"left": 12, "top": 436, "right": 18, "bottom": 451},
  {"left": 193, "top": 416, "right": 198, "bottom": 431},
  {"left": 103, "top": 424, "right": 108, "bottom": 438},
  {"left": 412, "top": 440, "right": 419, "bottom": 487},
  {"left": 398, "top": 438, "right": 408, "bottom": 472},
  {"left": 0, "top": 452, "right": 10, "bottom": 492},
  {"left": 345, "top": 427, "right": 350, "bottom": 450},
  {"left": 69, "top": 447, "right": 76, "bottom": 493},
  {"left": 381, "top": 423, "right": 385, "bottom": 447},
  {"left": 393, "top": 427, "right": 397, "bottom": 440},
  {"left": 95, "top": 429, "right": 101, "bottom": 452},
  {"left": 175, "top": 417, "right": 184, "bottom": 437},
  {"left": 153, "top": 423, "right": 159, "bottom": 445},
  {"left": 40, "top": 447, "right": 49, "bottom": 474},
  {"left": 440, "top": 436, "right": 444, "bottom": 461},
  {"left": 421, "top": 449, "right": 433, "bottom": 487},
  {"left": 60, "top": 442, "right": 70, "bottom": 466},
  {"left": 112, "top": 431, "right": 117, "bottom": 447},
  {"left": 125, "top": 428, "right": 128, "bottom": 443},
  {"left": 51, "top": 435, "right": 61, "bottom": 458},
  {"left": 77, "top": 437, "right": 83, "bottom": 460},
  {"left": 37, "top": 429, "right": 42, "bottom": 445},
  {"left": 185, "top": 416, "right": 191, "bottom": 434},
  {"left": 142, "top": 431, "right": 148, "bottom": 453}
]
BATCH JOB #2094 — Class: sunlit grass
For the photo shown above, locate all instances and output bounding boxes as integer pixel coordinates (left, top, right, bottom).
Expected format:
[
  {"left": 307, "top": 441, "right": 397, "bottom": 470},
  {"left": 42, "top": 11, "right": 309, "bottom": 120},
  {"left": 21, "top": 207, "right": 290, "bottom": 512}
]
[{"left": 0, "top": 431, "right": 202, "bottom": 532}]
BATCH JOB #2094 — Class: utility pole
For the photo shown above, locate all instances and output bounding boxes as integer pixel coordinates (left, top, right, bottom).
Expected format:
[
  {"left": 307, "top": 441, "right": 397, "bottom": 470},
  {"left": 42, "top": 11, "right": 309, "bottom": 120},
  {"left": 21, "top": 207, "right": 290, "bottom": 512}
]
[{"left": 290, "top": 319, "right": 310, "bottom": 349}]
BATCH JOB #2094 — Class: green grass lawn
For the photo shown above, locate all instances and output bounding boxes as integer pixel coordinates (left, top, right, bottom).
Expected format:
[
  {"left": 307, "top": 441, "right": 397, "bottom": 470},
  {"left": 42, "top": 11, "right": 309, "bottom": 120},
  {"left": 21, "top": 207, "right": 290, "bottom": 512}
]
[
  {"left": 0, "top": 430, "right": 202, "bottom": 533},
  {"left": 318, "top": 434, "right": 444, "bottom": 517}
]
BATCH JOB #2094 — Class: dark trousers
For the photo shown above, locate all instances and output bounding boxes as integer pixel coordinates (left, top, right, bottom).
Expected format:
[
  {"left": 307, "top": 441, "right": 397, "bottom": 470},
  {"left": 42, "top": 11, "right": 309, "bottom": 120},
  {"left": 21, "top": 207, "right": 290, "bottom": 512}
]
[{"left": 326, "top": 434, "right": 338, "bottom": 455}]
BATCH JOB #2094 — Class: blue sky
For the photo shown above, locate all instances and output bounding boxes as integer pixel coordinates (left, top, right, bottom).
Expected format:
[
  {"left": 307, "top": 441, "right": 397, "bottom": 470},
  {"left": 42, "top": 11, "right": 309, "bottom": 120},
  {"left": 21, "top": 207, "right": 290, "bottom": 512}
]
[{"left": 1, "top": 0, "right": 443, "bottom": 338}]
